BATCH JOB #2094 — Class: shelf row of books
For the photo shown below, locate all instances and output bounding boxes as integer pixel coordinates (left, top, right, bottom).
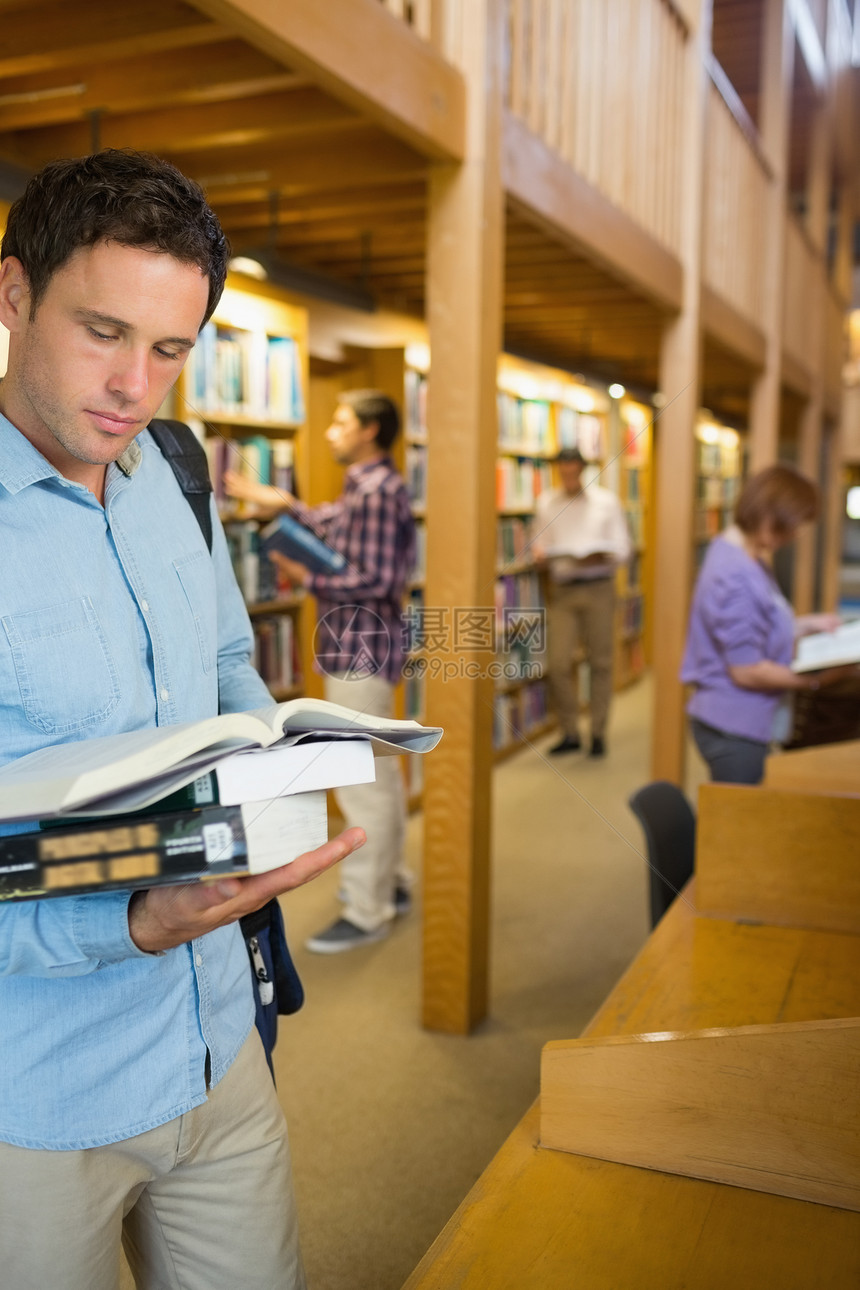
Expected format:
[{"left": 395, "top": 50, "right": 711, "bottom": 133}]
[
  {"left": 252, "top": 614, "right": 302, "bottom": 692},
  {"left": 618, "top": 551, "right": 642, "bottom": 595},
  {"left": 405, "top": 443, "right": 427, "bottom": 507},
  {"left": 204, "top": 435, "right": 295, "bottom": 510},
  {"left": 494, "top": 570, "right": 544, "bottom": 623},
  {"left": 557, "top": 407, "right": 606, "bottom": 461},
  {"left": 617, "top": 592, "right": 645, "bottom": 640},
  {"left": 498, "top": 394, "right": 553, "bottom": 454},
  {"left": 497, "top": 393, "right": 607, "bottom": 461},
  {"left": 492, "top": 680, "right": 550, "bottom": 751},
  {"left": 495, "top": 637, "right": 546, "bottom": 686},
  {"left": 695, "top": 505, "right": 734, "bottom": 542},
  {"left": 697, "top": 436, "right": 741, "bottom": 479},
  {"left": 404, "top": 367, "right": 428, "bottom": 441},
  {"left": 184, "top": 322, "right": 305, "bottom": 425},
  {"left": 496, "top": 457, "right": 553, "bottom": 511},
  {"left": 497, "top": 515, "right": 535, "bottom": 569},
  {"left": 224, "top": 522, "right": 296, "bottom": 605}
]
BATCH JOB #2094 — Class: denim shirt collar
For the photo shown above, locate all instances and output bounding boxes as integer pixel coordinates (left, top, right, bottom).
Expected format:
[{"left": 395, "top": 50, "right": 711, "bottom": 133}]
[{"left": 0, "top": 412, "right": 142, "bottom": 495}]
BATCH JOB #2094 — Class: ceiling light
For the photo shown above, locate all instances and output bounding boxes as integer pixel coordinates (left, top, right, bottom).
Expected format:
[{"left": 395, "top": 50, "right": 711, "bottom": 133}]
[{"left": 228, "top": 249, "right": 376, "bottom": 313}]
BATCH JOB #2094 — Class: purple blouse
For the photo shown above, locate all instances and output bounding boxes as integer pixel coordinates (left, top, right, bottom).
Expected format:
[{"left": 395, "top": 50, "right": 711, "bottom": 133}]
[{"left": 680, "top": 533, "right": 795, "bottom": 743}]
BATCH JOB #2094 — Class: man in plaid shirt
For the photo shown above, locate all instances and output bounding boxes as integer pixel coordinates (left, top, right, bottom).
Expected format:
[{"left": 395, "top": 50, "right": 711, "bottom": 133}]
[{"left": 226, "top": 390, "right": 416, "bottom": 952}]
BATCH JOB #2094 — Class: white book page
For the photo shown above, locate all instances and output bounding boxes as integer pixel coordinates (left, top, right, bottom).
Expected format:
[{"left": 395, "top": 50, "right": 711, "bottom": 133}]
[{"left": 0, "top": 715, "right": 267, "bottom": 821}]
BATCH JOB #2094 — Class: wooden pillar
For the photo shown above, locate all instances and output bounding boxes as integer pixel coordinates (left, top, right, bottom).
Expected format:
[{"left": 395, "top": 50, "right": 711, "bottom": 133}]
[
  {"left": 794, "top": 99, "right": 831, "bottom": 613},
  {"left": 748, "top": 0, "right": 794, "bottom": 471},
  {"left": 821, "top": 180, "right": 856, "bottom": 610},
  {"left": 649, "top": 0, "right": 711, "bottom": 785},
  {"left": 421, "top": 0, "right": 504, "bottom": 1032}
]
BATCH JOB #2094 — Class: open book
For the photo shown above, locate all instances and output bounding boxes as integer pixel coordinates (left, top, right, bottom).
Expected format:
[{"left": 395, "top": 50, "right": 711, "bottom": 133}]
[
  {"left": 792, "top": 619, "right": 860, "bottom": 673},
  {"left": 0, "top": 698, "right": 442, "bottom": 824}
]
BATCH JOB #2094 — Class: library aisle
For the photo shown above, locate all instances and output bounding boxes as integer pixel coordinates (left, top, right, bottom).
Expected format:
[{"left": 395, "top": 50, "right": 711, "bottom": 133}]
[
  {"left": 116, "top": 673, "right": 706, "bottom": 1290},
  {"left": 267, "top": 678, "right": 704, "bottom": 1289}
]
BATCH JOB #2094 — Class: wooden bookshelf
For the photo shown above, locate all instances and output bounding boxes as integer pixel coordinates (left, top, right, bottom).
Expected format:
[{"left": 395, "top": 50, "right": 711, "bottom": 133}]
[
  {"left": 494, "top": 356, "right": 622, "bottom": 758},
  {"left": 177, "top": 274, "right": 311, "bottom": 700},
  {"left": 614, "top": 400, "right": 653, "bottom": 688},
  {"left": 694, "top": 417, "right": 743, "bottom": 569}
]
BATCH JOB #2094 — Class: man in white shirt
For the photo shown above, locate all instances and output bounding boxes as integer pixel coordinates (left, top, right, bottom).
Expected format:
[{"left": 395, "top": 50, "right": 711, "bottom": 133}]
[{"left": 533, "top": 447, "right": 632, "bottom": 756}]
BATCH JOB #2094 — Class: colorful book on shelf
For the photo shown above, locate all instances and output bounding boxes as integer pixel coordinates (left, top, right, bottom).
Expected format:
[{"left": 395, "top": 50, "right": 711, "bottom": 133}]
[
  {"left": 259, "top": 512, "right": 348, "bottom": 575},
  {"left": 0, "top": 792, "right": 329, "bottom": 903},
  {"left": 0, "top": 700, "right": 443, "bottom": 825}
]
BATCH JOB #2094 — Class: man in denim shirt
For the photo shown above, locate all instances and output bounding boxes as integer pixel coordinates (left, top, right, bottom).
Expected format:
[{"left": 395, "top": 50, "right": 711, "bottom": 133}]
[{"left": 0, "top": 151, "right": 365, "bottom": 1290}]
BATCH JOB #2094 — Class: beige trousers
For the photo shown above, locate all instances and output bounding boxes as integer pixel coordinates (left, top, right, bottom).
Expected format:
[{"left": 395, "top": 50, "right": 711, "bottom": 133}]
[
  {"left": 324, "top": 672, "right": 409, "bottom": 931},
  {"left": 0, "top": 1032, "right": 305, "bottom": 1290},
  {"left": 546, "top": 577, "right": 616, "bottom": 740}
]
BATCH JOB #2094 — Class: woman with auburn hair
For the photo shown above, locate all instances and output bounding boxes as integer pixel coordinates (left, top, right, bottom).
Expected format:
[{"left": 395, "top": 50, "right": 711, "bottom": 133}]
[{"left": 681, "top": 463, "right": 850, "bottom": 784}]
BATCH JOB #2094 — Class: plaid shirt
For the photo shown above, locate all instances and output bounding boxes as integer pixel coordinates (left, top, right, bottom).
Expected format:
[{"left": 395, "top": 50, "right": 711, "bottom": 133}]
[{"left": 292, "top": 456, "right": 415, "bottom": 683}]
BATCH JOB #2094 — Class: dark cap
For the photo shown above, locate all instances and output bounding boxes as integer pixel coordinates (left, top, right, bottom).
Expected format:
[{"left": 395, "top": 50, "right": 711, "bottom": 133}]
[{"left": 555, "top": 446, "right": 586, "bottom": 465}]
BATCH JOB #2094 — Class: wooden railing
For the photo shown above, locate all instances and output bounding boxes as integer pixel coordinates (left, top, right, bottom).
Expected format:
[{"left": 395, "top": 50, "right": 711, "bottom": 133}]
[
  {"left": 783, "top": 214, "right": 820, "bottom": 375},
  {"left": 378, "top": 0, "right": 434, "bottom": 42},
  {"left": 702, "top": 76, "right": 769, "bottom": 334},
  {"left": 503, "top": 0, "right": 687, "bottom": 257}
]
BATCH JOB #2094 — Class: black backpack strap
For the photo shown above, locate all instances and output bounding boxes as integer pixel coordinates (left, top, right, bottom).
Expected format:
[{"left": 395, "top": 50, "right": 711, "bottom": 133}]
[
  {"left": 149, "top": 417, "right": 305, "bottom": 1048},
  {"left": 148, "top": 418, "right": 213, "bottom": 553}
]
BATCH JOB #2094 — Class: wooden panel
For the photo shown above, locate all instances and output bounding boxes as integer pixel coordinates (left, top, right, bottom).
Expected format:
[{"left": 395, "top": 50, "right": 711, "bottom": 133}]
[
  {"left": 503, "top": 113, "right": 684, "bottom": 313},
  {"left": 701, "top": 284, "right": 767, "bottom": 369},
  {"left": 541, "top": 1017, "right": 860, "bottom": 1210},
  {"left": 403, "top": 898, "right": 860, "bottom": 1289},
  {"left": 187, "top": 0, "right": 466, "bottom": 160},
  {"left": 764, "top": 740, "right": 860, "bottom": 796},
  {"left": 702, "top": 80, "right": 769, "bottom": 333},
  {"left": 696, "top": 783, "right": 860, "bottom": 935},
  {"left": 503, "top": 0, "right": 687, "bottom": 257}
]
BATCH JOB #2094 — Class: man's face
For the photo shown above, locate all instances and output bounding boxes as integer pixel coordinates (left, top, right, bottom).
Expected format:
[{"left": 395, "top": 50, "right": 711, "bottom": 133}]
[
  {"left": 0, "top": 241, "right": 209, "bottom": 484},
  {"left": 325, "top": 403, "right": 379, "bottom": 466},
  {"left": 558, "top": 459, "right": 585, "bottom": 494}
]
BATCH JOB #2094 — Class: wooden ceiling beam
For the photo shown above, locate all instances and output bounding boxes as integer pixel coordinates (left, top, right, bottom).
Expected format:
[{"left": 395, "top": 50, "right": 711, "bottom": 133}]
[
  {"left": 187, "top": 0, "right": 465, "bottom": 161},
  {"left": 16, "top": 88, "right": 363, "bottom": 162},
  {"left": 219, "top": 193, "right": 426, "bottom": 234},
  {"left": 0, "top": 43, "right": 295, "bottom": 134},
  {"left": 212, "top": 181, "right": 426, "bottom": 216},
  {"left": 177, "top": 130, "right": 428, "bottom": 201},
  {"left": 0, "top": 0, "right": 226, "bottom": 78}
]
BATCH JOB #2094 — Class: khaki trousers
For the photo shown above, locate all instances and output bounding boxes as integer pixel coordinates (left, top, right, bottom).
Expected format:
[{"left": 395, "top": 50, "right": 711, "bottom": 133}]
[
  {"left": 0, "top": 1032, "right": 305, "bottom": 1290},
  {"left": 324, "top": 672, "right": 409, "bottom": 931},
  {"left": 546, "top": 577, "right": 616, "bottom": 740}
]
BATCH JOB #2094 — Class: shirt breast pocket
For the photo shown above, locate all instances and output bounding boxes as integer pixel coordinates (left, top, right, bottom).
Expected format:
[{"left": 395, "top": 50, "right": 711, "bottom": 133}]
[
  {"left": 173, "top": 551, "right": 217, "bottom": 675},
  {"left": 2, "top": 598, "right": 120, "bottom": 737}
]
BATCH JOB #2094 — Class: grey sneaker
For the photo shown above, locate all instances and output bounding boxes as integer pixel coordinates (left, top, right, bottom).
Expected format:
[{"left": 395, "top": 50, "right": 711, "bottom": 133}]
[
  {"left": 394, "top": 885, "right": 412, "bottom": 916},
  {"left": 305, "top": 917, "right": 389, "bottom": 954}
]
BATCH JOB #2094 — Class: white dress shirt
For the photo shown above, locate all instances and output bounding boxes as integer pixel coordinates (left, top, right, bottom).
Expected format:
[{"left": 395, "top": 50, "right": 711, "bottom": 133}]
[{"left": 535, "top": 483, "right": 632, "bottom": 581}]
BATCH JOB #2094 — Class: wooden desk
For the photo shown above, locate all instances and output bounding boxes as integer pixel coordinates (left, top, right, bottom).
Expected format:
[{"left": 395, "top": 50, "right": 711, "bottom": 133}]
[
  {"left": 402, "top": 894, "right": 860, "bottom": 1289},
  {"left": 764, "top": 738, "right": 860, "bottom": 795}
]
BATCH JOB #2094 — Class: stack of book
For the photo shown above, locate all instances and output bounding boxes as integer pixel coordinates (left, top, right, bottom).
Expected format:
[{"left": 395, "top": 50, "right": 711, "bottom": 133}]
[{"left": 0, "top": 699, "right": 443, "bottom": 902}]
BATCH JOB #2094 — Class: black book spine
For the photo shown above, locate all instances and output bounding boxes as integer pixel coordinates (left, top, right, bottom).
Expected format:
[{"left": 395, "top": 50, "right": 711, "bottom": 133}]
[{"left": 0, "top": 806, "right": 250, "bottom": 902}]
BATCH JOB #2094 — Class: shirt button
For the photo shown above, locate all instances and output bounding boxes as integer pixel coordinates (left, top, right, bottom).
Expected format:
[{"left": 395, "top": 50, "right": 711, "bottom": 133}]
[
  {"left": 160, "top": 688, "right": 169, "bottom": 701},
  {"left": 195, "top": 953, "right": 203, "bottom": 967},
  {"left": 140, "top": 599, "right": 149, "bottom": 612}
]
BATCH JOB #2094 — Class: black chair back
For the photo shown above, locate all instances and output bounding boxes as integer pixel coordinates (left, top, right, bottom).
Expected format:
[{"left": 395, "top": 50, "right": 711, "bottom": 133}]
[{"left": 628, "top": 781, "right": 696, "bottom": 927}]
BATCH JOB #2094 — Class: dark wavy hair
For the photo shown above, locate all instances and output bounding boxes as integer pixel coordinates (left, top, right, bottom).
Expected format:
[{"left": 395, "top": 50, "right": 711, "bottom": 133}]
[
  {"left": 339, "top": 389, "right": 401, "bottom": 451},
  {"left": 1, "top": 149, "right": 229, "bottom": 324},
  {"left": 734, "top": 464, "right": 818, "bottom": 538}
]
